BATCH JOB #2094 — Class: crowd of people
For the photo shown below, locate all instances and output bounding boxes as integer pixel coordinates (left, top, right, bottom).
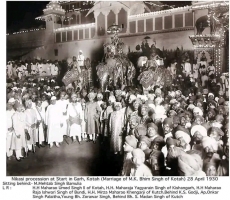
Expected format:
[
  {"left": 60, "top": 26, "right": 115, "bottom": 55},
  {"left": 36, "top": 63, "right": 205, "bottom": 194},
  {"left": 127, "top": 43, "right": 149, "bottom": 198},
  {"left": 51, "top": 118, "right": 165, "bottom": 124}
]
[{"left": 6, "top": 52, "right": 229, "bottom": 177}]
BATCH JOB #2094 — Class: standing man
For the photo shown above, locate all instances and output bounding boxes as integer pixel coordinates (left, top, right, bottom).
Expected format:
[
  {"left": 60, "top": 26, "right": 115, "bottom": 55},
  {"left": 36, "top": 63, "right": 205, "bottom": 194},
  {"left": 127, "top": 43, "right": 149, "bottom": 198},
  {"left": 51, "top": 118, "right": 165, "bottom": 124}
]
[
  {"left": 34, "top": 98, "right": 46, "bottom": 147},
  {"left": 77, "top": 50, "right": 85, "bottom": 68},
  {"left": 57, "top": 92, "right": 68, "bottom": 137},
  {"left": 6, "top": 103, "right": 15, "bottom": 160},
  {"left": 11, "top": 103, "right": 27, "bottom": 161},
  {"left": 67, "top": 93, "right": 83, "bottom": 143},
  {"left": 24, "top": 99, "right": 37, "bottom": 152},
  {"left": 45, "top": 96, "right": 63, "bottom": 148}
]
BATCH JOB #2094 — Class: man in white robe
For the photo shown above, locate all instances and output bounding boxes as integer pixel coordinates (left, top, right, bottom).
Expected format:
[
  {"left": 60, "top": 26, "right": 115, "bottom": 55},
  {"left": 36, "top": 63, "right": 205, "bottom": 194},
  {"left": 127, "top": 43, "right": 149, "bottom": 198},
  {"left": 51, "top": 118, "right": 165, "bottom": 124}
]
[
  {"left": 67, "top": 93, "right": 83, "bottom": 143},
  {"left": 77, "top": 50, "right": 85, "bottom": 67},
  {"left": 34, "top": 99, "right": 46, "bottom": 147},
  {"left": 45, "top": 96, "right": 63, "bottom": 148},
  {"left": 6, "top": 103, "right": 15, "bottom": 160},
  {"left": 12, "top": 103, "right": 27, "bottom": 161},
  {"left": 7, "top": 61, "right": 13, "bottom": 78},
  {"left": 24, "top": 99, "right": 37, "bottom": 152},
  {"left": 57, "top": 92, "right": 68, "bottom": 137}
]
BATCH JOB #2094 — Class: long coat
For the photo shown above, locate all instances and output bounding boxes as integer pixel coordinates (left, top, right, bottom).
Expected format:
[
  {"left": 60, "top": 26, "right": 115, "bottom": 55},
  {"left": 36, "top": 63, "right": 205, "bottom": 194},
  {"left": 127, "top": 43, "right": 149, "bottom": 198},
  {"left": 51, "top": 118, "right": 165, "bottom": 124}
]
[
  {"left": 45, "top": 104, "right": 63, "bottom": 143},
  {"left": 12, "top": 112, "right": 27, "bottom": 150},
  {"left": 109, "top": 109, "right": 125, "bottom": 153},
  {"left": 24, "top": 108, "right": 37, "bottom": 146},
  {"left": 85, "top": 101, "right": 101, "bottom": 135}
]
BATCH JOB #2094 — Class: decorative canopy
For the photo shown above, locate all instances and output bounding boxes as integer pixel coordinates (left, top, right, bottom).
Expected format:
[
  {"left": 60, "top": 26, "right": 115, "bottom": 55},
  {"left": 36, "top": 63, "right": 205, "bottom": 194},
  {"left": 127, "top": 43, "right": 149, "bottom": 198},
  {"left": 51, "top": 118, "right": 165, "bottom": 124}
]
[{"left": 86, "top": 1, "right": 151, "bottom": 17}]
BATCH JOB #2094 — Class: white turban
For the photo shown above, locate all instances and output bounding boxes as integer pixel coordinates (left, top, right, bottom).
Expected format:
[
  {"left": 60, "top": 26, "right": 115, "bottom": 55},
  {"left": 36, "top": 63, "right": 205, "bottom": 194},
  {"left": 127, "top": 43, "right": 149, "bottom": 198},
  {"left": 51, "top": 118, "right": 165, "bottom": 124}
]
[
  {"left": 191, "top": 125, "right": 207, "bottom": 137},
  {"left": 51, "top": 96, "right": 56, "bottom": 100},
  {"left": 8, "top": 98, "right": 15, "bottom": 103},
  {"left": 208, "top": 93, "right": 214, "bottom": 97},
  {"left": 109, "top": 95, "right": 116, "bottom": 103},
  {"left": 193, "top": 107, "right": 203, "bottom": 116},
  {"left": 202, "top": 136, "right": 218, "bottom": 151},
  {"left": 175, "top": 131, "right": 191, "bottom": 144},
  {"left": 97, "top": 93, "right": 103, "bottom": 98},
  {"left": 129, "top": 94, "right": 137, "bottom": 101}
]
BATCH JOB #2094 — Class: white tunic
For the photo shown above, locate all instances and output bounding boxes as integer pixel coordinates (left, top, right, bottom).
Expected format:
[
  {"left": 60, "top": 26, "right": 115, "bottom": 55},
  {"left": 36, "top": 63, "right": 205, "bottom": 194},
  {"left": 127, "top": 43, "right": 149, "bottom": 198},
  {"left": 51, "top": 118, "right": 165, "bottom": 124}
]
[
  {"left": 6, "top": 110, "right": 15, "bottom": 152},
  {"left": 57, "top": 100, "right": 69, "bottom": 136},
  {"left": 67, "top": 102, "right": 83, "bottom": 137},
  {"left": 34, "top": 106, "right": 46, "bottom": 143},
  {"left": 45, "top": 104, "right": 63, "bottom": 143}
]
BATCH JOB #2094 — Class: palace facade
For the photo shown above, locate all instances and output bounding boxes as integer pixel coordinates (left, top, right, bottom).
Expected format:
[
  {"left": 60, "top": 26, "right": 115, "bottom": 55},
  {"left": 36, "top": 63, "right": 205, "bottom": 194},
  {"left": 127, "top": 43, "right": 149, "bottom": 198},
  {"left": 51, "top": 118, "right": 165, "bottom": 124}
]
[{"left": 6, "top": 1, "right": 229, "bottom": 76}]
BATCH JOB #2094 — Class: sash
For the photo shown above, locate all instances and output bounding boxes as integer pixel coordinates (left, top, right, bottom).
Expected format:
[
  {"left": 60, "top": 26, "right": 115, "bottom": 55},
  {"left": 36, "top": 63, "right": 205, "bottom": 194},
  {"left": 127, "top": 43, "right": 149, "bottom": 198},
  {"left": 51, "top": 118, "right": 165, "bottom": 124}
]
[
  {"left": 35, "top": 107, "right": 44, "bottom": 129},
  {"left": 69, "top": 104, "right": 81, "bottom": 126}
]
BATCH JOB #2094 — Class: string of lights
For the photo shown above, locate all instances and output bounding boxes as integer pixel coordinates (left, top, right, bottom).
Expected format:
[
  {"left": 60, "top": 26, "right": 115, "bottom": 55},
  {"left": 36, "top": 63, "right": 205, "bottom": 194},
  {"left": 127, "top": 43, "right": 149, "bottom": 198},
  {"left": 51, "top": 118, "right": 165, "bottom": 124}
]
[
  {"left": 144, "top": 1, "right": 175, "bottom": 9},
  {"left": 8, "top": 28, "right": 46, "bottom": 35}
]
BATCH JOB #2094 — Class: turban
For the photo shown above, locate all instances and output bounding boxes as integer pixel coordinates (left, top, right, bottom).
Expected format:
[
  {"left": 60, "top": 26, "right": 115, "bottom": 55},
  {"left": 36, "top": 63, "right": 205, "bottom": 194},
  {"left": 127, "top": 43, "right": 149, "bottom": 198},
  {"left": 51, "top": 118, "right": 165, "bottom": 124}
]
[
  {"left": 134, "top": 124, "right": 147, "bottom": 138},
  {"left": 168, "top": 110, "right": 177, "bottom": 116},
  {"left": 178, "top": 153, "right": 202, "bottom": 176},
  {"left": 187, "top": 104, "right": 196, "bottom": 111},
  {"left": 176, "top": 90, "right": 182, "bottom": 96},
  {"left": 193, "top": 107, "right": 203, "bottom": 116},
  {"left": 202, "top": 136, "right": 218, "bottom": 151},
  {"left": 151, "top": 136, "right": 165, "bottom": 149},
  {"left": 208, "top": 93, "right": 215, "bottom": 98},
  {"left": 125, "top": 135, "right": 138, "bottom": 149},
  {"left": 147, "top": 123, "right": 158, "bottom": 132},
  {"left": 166, "top": 137, "right": 179, "bottom": 147},
  {"left": 210, "top": 127, "right": 224, "bottom": 137},
  {"left": 175, "top": 131, "right": 191, "bottom": 144},
  {"left": 8, "top": 98, "right": 15, "bottom": 103},
  {"left": 79, "top": 50, "right": 83, "bottom": 53},
  {"left": 132, "top": 148, "right": 145, "bottom": 159},
  {"left": 169, "top": 91, "right": 176, "bottom": 98},
  {"left": 155, "top": 88, "right": 161, "bottom": 94},
  {"left": 88, "top": 92, "right": 96, "bottom": 100},
  {"left": 109, "top": 95, "right": 116, "bottom": 103},
  {"left": 129, "top": 94, "right": 137, "bottom": 101},
  {"left": 97, "top": 93, "right": 103, "bottom": 98},
  {"left": 163, "top": 118, "right": 173, "bottom": 128},
  {"left": 191, "top": 125, "right": 207, "bottom": 137},
  {"left": 139, "top": 136, "right": 151, "bottom": 148},
  {"left": 51, "top": 96, "right": 56, "bottom": 100},
  {"left": 170, "top": 99, "right": 178, "bottom": 105}
]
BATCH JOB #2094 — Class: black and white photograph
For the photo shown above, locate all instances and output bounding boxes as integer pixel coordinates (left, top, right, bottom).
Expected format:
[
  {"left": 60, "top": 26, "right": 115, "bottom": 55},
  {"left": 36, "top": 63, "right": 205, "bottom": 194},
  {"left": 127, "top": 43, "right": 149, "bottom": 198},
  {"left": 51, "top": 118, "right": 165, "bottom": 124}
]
[{"left": 5, "top": 0, "right": 229, "bottom": 178}]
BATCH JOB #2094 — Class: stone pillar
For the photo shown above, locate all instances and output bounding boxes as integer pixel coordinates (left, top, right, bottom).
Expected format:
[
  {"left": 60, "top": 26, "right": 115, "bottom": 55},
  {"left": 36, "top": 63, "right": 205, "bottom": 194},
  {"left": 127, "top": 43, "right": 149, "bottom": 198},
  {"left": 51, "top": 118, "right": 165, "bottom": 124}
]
[
  {"left": 172, "top": 15, "right": 175, "bottom": 28},
  {"left": 102, "top": 10, "right": 110, "bottom": 35},
  {"left": 94, "top": 11, "right": 99, "bottom": 37},
  {"left": 144, "top": 18, "right": 146, "bottom": 32},
  {"left": 162, "top": 16, "right": 165, "bottom": 30},
  {"left": 135, "top": 20, "right": 138, "bottom": 33},
  {"left": 183, "top": 13, "right": 185, "bottom": 27}
]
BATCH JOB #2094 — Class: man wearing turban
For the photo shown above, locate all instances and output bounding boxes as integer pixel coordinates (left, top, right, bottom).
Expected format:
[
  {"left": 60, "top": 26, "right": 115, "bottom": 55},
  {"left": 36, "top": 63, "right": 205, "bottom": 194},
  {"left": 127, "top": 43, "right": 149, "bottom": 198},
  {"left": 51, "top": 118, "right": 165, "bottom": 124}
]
[
  {"left": 45, "top": 96, "right": 64, "bottom": 148},
  {"left": 67, "top": 93, "right": 83, "bottom": 144},
  {"left": 24, "top": 99, "right": 37, "bottom": 152}
]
